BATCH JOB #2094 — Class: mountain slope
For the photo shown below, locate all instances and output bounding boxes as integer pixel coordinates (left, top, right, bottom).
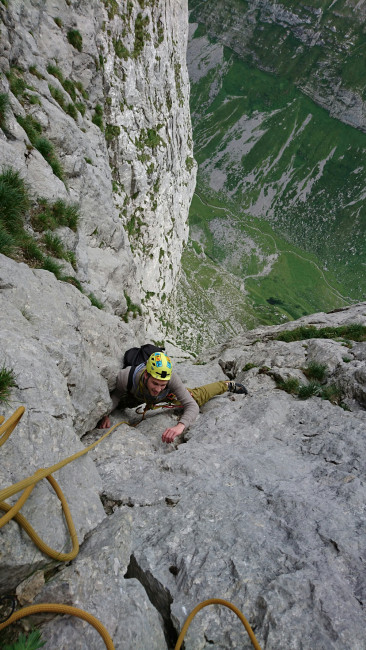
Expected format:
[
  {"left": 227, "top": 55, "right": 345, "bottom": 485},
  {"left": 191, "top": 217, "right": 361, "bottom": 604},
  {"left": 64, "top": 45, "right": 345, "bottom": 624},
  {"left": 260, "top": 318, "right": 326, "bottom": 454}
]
[
  {"left": 189, "top": 0, "right": 366, "bottom": 130},
  {"left": 171, "top": 12, "right": 365, "bottom": 353}
]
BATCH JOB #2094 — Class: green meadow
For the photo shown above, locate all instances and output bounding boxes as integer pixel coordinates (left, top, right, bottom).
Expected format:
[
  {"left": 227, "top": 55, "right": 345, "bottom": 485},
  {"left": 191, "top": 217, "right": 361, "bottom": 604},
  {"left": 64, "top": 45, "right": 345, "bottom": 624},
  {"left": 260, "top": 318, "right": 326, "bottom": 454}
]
[{"left": 179, "top": 22, "right": 365, "bottom": 350}]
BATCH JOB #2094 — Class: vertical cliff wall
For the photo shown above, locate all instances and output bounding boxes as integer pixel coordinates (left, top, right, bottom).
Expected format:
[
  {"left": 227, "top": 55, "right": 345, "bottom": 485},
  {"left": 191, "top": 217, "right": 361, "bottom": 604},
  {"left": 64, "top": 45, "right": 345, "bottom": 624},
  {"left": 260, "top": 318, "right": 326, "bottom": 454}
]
[{"left": 0, "top": 0, "right": 196, "bottom": 337}]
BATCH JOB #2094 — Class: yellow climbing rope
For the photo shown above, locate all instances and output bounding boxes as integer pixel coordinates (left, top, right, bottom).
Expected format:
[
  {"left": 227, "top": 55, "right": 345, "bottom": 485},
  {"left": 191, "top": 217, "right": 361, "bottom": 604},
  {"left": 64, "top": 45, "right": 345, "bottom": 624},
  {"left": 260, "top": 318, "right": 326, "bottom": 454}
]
[
  {"left": 174, "top": 598, "right": 261, "bottom": 650},
  {"left": 0, "top": 406, "right": 131, "bottom": 559},
  {"left": 0, "top": 603, "right": 115, "bottom": 649},
  {"left": 0, "top": 406, "right": 24, "bottom": 447},
  {"left": 1, "top": 408, "right": 261, "bottom": 650},
  {"left": 0, "top": 472, "right": 79, "bottom": 561},
  {"left": 0, "top": 599, "right": 261, "bottom": 650}
]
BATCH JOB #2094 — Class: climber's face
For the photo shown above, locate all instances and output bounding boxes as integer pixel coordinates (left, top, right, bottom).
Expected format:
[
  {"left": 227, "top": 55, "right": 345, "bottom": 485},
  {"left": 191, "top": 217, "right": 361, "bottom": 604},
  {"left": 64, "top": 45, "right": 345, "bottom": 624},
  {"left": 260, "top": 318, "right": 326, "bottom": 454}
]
[{"left": 145, "top": 372, "right": 168, "bottom": 397}]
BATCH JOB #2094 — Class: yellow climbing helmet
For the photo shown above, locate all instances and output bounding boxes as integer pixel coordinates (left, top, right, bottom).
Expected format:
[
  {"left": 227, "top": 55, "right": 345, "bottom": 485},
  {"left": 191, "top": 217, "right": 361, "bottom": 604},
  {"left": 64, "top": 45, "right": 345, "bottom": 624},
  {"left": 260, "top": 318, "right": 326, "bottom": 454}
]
[{"left": 146, "top": 351, "right": 172, "bottom": 380}]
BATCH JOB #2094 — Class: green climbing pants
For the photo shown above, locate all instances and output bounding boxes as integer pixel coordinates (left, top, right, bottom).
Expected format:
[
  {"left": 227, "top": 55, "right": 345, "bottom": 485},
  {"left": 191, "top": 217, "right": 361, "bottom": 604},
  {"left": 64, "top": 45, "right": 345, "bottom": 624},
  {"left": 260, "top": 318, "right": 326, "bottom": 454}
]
[{"left": 187, "top": 380, "right": 229, "bottom": 407}]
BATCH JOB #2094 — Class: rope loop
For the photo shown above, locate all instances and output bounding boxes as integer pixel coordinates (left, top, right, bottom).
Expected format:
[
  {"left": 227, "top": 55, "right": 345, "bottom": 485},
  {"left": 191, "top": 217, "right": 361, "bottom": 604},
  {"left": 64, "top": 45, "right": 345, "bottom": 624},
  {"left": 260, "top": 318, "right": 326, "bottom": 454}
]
[
  {"left": 174, "top": 598, "right": 261, "bottom": 650},
  {"left": 0, "top": 409, "right": 130, "bottom": 557},
  {"left": 0, "top": 604, "right": 115, "bottom": 649}
]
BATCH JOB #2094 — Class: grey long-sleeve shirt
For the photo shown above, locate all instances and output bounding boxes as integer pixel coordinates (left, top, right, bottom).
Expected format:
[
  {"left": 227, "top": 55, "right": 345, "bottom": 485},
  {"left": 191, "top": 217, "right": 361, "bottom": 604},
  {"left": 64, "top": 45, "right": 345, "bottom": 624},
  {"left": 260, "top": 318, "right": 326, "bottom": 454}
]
[{"left": 110, "top": 366, "right": 199, "bottom": 429}]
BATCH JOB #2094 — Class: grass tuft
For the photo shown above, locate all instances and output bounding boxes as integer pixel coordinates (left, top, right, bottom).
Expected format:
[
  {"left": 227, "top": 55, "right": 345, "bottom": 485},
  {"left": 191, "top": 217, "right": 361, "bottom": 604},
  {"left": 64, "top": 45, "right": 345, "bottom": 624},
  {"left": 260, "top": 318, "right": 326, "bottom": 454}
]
[
  {"left": 0, "top": 168, "right": 79, "bottom": 286},
  {"left": 275, "top": 324, "right": 366, "bottom": 343},
  {"left": 32, "top": 198, "right": 79, "bottom": 232},
  {"left": 276, "top": 374, "right": 346, "bottom": 407},
  {"left": 92, "top": 104, "right": 104, "bottom": 131},
  {"left": 88, "top": 293, "right": 104, "bottom": 309},
  {"left": 0, "top": 168, "right": 30, "bottom": 235},
  {"left": 33, "top": 136, "right": 64, "bottom": 180},
  {"left": 277, "top": 377, "right": 300, "bottom": 394},
  {"left": 3, "top": 629, "right": 45, "bottom": 650},
  {"left": 67, "top": 29, "right": 83, "bottom": 52},
  {"left": 16, "top": 115, "right": 64, "bottom": 180},
  {"left": 0, "top": 365, "right": 17, "bottom": 403},
  {"left": 242, "top": 362, "right": 257, "bottom": 371},
  {"left": 41, "top": 256, "right": 63, "bottom": 278},
  {"left": 18, "top": 233, "right": 44, "bottom": 263},
  {"left": 298, "top": 381, "right": 322, "bottom": 399},
  {"left": 43, "top": 232, "right": 66, "bottom": 258},
  {"left": 29, "top": 65, "right": 45, "bottom": 80},
  {"left": 302, "top": 362, "right": 328, "bottom": 382},
  {"left": 62, "top": 275, "right": 83, "bottom": 291},
  {"left": 0, "top": 226, "right": 15, "bottom": 255},
  {"left": 6, "top": 68, "right": 27, "bottom": 98},
  {"left": 0, "top": 92, "right": 10, "bottom": 130}
]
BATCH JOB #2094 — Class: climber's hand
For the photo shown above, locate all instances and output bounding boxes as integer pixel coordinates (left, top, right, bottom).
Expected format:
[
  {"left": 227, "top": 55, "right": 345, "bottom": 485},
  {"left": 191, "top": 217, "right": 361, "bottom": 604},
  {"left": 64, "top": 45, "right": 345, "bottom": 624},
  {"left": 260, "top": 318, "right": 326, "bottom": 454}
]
[
  {"left": 162, "top": 422, "right": 185, "bottom": 443},
  {"left": 97, "top": 415, "right": 111, "bottom": 429}
]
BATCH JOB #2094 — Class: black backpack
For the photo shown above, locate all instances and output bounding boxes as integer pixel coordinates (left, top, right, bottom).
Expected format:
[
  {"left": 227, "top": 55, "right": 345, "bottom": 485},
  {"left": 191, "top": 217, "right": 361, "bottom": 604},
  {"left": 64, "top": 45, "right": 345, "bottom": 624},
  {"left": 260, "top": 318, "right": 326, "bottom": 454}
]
[{"left": 123, "top": 343, "right": 165, "bottom": 391}]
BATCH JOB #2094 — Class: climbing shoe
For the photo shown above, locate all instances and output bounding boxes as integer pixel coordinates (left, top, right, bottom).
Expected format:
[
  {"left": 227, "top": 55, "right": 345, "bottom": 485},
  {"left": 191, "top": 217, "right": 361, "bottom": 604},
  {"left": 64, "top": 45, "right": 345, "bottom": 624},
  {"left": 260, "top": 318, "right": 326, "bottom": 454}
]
[{"left": 227, "top": 381, "right": 248, "bottom": 395}]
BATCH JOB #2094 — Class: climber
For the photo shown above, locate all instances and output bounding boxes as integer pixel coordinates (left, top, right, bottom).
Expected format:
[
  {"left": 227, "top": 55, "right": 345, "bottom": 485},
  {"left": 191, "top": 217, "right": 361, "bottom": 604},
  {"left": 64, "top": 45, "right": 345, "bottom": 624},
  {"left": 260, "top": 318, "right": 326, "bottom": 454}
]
[{"left": 98, "top": 351, "right": 247, "bottom": 443}]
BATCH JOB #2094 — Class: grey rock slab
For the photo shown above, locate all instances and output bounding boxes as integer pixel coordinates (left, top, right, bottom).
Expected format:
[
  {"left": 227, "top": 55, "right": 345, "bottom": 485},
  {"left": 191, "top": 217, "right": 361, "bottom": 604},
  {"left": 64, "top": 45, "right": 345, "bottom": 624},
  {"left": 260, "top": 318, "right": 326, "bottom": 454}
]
[
  {"left": 33, "top": 509, "right": 166, "bottom": 650},
  {"left": 1, "top": 296, "right": 366, "bottom": 648},
  {"left": 305, "top": 338, "right": 351, "bottom": 372},
  {"left": 174, "top": 359, "right": 228, "bottom": 386},
  {"left": 120, "top": 393, "right": 366, "bottom": 649},
  {"left": 0, "top": 407, "right": 105, "bottom": 594},
  {"left": 0, "top": 255, "right": 139, "bottom": 589},
  {"left": 87, "top": 407, "right": 190, "bottom": 508}
]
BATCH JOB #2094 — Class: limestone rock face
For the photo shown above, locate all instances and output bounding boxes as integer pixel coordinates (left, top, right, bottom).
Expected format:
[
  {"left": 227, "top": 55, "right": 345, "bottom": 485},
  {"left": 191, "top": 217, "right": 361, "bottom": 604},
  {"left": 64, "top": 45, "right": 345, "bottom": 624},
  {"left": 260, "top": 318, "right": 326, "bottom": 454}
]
[
  {"left": 208, "top": 303, "right": 366, "bottom": 410},
  {"left": 1, "top": 278, "right": 365, "bottom": 648},
  {"left": 0, "top": 0, "right": 196, "bottom": 336},
  {"left": 0, "top": 254, "right": 141, "bottom": 593}
]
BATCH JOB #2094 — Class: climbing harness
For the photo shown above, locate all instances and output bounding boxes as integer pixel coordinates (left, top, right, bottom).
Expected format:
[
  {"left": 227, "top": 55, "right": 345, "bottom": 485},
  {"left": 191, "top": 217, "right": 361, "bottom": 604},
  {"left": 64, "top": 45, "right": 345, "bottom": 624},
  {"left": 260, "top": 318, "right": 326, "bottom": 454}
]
[
  {"left": 135, "top": 399, "right": 183, "bottom": 416},
  {"left": 135, "top": 391, "right": 185, "bottom": 416},
  {"left": 0, "top": 407, "right": 261, "bottom": 650}
]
